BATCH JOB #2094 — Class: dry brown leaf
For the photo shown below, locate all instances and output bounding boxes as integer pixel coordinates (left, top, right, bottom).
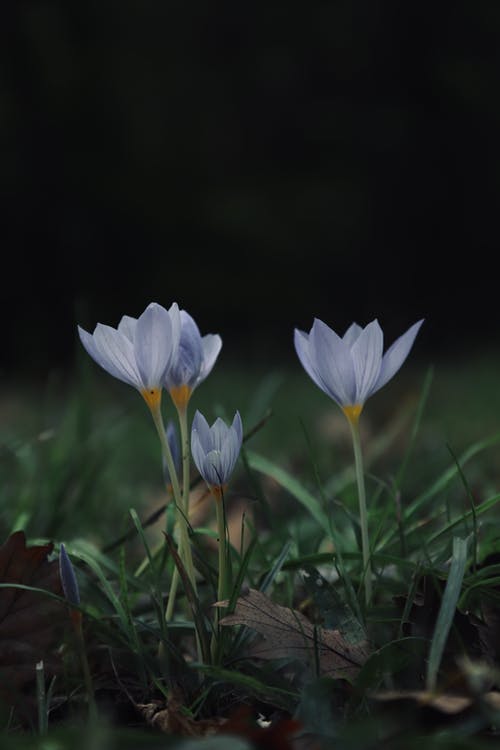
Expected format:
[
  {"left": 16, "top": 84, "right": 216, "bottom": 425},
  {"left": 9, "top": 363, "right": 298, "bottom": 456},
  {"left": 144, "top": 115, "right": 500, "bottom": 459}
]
[
  {"left": 0, "top": 531, "right": 65, "bottom": 710},
  {"left": 137, "top": 695, "right": 226, "bottom": 736},
  {"left": 372, "top": 689, "right": 500, "bottom": 715},
  {"left": 219, "top": 588, "right": 370, "bottom": 681}
]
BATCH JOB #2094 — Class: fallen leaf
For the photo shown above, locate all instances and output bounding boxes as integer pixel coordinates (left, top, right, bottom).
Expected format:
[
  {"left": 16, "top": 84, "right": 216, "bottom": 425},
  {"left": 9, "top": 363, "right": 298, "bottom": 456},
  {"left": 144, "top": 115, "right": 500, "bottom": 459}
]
[
  {"left": 372, "top": 689, "right": 500, "bottom": 715},
  {"left": 0, "top": 531, "right": 65, "bottom": 706},
  {"left": 219, "top": 589, "right": 370, "bottom": 681},
  {"left": 219, "top": 704, "right": 302, "bottom": 749},
  {"left": 137, "top": 694, "right": 226, "bottom": 736}
]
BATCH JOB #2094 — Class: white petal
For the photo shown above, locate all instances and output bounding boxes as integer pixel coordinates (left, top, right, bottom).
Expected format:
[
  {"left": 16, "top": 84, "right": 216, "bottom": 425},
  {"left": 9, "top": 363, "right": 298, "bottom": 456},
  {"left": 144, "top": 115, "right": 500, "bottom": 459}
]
[
  {"left": 78, "top": 326, "right": 103, "bottom": 369},
  {"left": 310, "top": 319, "right": 357, "bottom": 405},
  {"left": 168, "top": 302, "right": 182, "bottom": 356},
  {"left": 350, "top": 320, "right": 383, "bottom": 403},
  {"left": 211, "top": 417, "right": 228, "bottom": 452},
  {"left": 117, "top": 315, "right": 138, "bottom": 343},
  {"left": 231, "top": 411, "right": 243, "bottom": 445},
  {"left": 92, "top": 324, "right": 142, "bottom": 387},
  {"left": 202, "top": 449, "right": 224, "bottom": 486},
  {"left": 190, "top": 427, "right": 203, "bottom": 472},
  {"left": 134, "top": 303, "right": 173, "bottom": 388},
  {"left": 342, "top": 322, "right": 363, "bottom": 348},
  {"left": 197, "top": 334, "right": 222, "bottom": 385},
  {"left": 191, "top": 410, "right": 211, "bottom": 452},
  {"left": 294, "top": 328, "right": 328, "bottom": 395},
  {"left": 372, "top": 319, "right": 424, "bottom": 395},
  {"left": 165, "top": 309, "right": 204, "bottom": 388}
]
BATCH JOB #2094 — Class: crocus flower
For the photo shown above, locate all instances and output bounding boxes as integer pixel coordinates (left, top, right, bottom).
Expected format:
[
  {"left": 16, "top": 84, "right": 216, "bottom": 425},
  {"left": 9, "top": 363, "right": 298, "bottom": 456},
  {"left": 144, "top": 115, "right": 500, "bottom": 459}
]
[
  {"left": 59, "top": 543, "right": 80, "bottom": 607},
  {"left": 191, "top": 410, "right": 243, "bottom": 494},
  {"left": 78, "top": 302, "right": 181, "bottom": 411},
  {"left": 294, "top": 318, "right": 423, "bottom": 422},
  {"left": 164, "top": 309, "right": 222, "bottom": 411}
]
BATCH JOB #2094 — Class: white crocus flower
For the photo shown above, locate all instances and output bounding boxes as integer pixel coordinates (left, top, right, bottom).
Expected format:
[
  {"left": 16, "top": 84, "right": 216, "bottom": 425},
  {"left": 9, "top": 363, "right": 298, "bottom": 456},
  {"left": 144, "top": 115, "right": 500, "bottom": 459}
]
[
  {"left": 190, "top": 410, "right": 243, "bottom": 495},
  {"left": 294, "top": 318, "right": 423, "bottom": 423},
  {"left": 164, "top": 309, "right": 222, "bottom": 411},
  {"left": 78, "top": 302, "right": 181, "bottom": 411}
]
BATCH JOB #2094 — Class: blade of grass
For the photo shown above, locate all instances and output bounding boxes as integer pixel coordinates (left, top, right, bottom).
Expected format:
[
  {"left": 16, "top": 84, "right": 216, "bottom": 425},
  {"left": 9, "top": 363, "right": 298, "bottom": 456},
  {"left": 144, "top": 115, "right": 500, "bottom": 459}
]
[
  {"left": 426, "top": 535, "right": 469, "bottom": 692},
  {"left": 379, "top": 432, "right": 500, "bottom": 550},
  {"left": 393, "top": 366, "right": 434, "bottom": 492},
  {"left": 446, "top": 444, "right": 478, "bottom": 572},
  {"left": 163, "top": 531, "right": 210, "bottom": 664},
  {"left": 246, "top": 451, "right": 330, "bottom": 534}
]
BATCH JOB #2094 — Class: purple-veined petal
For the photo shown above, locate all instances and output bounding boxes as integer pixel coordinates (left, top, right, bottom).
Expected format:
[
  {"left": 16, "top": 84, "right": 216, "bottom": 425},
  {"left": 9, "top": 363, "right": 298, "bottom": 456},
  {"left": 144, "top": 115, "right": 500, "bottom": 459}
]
[
  {"left": 210, "top": 417, "right": 229, "bottom": 452},
  {"left": 168, "top": 302, "right": 182, "bottom": 358},
  {"left": 191, "top": 410, "right": 242, "bottom": 487},
  {"left": 165, "top": 310, "right": 203, "bottom": 389},
  {"left": 134, "top": 303, "right": 173, "bottom": 388},
  {"left": 342, "top": 322, "right": 363, "bottom": 348},
  {"left": 310, "top": 319, "right": 357, "bottom": 405},
  {"left": 294, "top": 329, "right": 325, "bottom": 392},
  {"left": 231, "top": 411, "right": 243, "bottom": 445},
  {"left": 191, "top": 410, "right": 211, "bottom": 452},
  {"left": 202, "top": 449, "right": 224, "bottom": 486},
  {"left": 118, "top": 315, "right": 138, "bottom": 343},
  {"left": 59, "top": 544, "right": 80, "bottom": 607},
  {"left": 221, "top": 416, "right": 243, "bottom": 481},
  {"left": 197, "top": 334, "right": 222, "bottom": 385},
  {"left": 78, "top": 326, "right": 105, "bottom": 371},
  {"left": 190, "top": 426, "right": 205, "bottom": 477},
  {"left": 350, "top": 320, "right": 384, "bottom": 403},
  {"left": 92, "top": 324, "right": 142, "bottom": 387},
  {"left": 372, "top": 319, "right": 424, "bottom": 395},
  {"left": 163, "top": 420, "right": 181, "bottom": 486}
]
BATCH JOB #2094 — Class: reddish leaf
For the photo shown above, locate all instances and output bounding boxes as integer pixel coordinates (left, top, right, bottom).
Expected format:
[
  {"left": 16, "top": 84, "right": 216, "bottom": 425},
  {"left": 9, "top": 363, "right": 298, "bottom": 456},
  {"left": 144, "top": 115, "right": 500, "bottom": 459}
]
[
  {"left": 220, "top": 704, "right": 303, "bottom": 750},
  {"left": 0, "top": 531, "right": 65, "bottom": 703}
]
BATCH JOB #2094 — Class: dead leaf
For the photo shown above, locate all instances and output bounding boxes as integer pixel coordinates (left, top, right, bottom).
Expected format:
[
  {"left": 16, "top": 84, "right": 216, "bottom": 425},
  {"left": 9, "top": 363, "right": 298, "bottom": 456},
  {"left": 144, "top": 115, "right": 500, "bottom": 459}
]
[
  {"left": 372, "top": 689, "right": 500, "bottom": 715},
  {"left": 219, "top": 704, "right": 302, "bottom": 749},
  {"left": 0, "top": 530, "right": 65, "bottom": 704},
  {"left": 137, "top": 694, "right": 226, "bottom": 736},
  {"left": 219, "top": 589, "right": 370, "bottom": 681}
]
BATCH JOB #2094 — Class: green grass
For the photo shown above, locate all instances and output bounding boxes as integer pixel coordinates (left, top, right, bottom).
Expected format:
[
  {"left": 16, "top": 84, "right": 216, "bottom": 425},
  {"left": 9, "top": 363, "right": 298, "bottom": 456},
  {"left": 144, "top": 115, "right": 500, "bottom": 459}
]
[{"left": 2, "top": 350, "right": 500, "bottom": 748}]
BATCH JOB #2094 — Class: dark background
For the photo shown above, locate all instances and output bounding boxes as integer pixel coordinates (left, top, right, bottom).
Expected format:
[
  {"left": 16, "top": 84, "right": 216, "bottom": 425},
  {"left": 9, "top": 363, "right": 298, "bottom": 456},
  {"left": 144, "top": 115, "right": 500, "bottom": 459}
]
[{"left": 2, "top": 1, "right": 500, "bottom": 378}]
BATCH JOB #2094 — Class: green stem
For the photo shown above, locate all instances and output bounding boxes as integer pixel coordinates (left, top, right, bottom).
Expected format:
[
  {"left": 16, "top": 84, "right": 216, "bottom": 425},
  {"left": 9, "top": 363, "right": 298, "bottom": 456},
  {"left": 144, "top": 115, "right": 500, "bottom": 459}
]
[
  {"left": 165, "top": 554, "right": 181, "bottom": 621},
  {"left": 210, "top": 491, "right": 227, "bottom": 661},
  {"left": 149, "top": 405, "right": 197, "bottom": 598},
  {"left": 215, "top": 496, "right": 227, "bottom": 603},
  {"left": 74, "top": 613, "right": 97, "bottom": 722},
  {"left": 178, "top": 405, "right": 191, "bottom": 518},
  {"left": 35, "top": 660, "right": 47, "bottom": 735},
  {"left": 347, "top": 415, "right": 372, "bottom": 605}
]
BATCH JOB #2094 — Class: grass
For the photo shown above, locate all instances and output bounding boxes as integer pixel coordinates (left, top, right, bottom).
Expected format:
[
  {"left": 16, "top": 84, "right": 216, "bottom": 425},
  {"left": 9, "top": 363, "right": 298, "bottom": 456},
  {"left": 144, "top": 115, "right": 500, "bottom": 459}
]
[{"left": 2, "top": 348, "right": 500, "bottom": 748}]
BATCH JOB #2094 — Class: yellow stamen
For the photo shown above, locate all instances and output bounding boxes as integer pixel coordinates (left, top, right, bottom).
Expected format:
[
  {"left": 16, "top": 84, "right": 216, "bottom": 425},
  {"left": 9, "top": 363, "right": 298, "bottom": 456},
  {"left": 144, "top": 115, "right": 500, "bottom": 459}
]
[
  {"left": 169, "top": 384, "right": 192, "bottom": 411},
  {"left": 342, "top": 403, "right": 363, "bottom": 425},
  {"left": 141, "top": 387, "right": 162, "bottom": 411}
]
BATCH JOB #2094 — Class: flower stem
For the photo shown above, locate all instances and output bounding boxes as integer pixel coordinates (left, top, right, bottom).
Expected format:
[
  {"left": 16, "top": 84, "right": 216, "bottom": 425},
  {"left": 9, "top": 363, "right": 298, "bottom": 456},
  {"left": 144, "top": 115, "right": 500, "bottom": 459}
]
[
  {"left": 210, "top": 489, "right": 227, "bottom": 661},
  {"left": 346, "top": 411, "right": 372, "bottom": 606},
  {"left": 72, "top": 611, "right": 97, "bottom": 722},
  {"left": 148, "top": 404, "right": 197, "bottom": 599},
  {"left": 177, "top": 405, "right": 191, "bottom": 519}
]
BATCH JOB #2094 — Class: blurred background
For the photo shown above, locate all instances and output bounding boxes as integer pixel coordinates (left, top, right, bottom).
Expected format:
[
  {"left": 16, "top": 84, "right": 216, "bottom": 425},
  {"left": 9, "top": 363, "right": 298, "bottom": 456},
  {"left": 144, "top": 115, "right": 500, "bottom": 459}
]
[
  {"left": 2, "top": 0, "right": 500, "bottom": 548},
  {"left": 2, "top": 0, "right": 500, "bottom": 380}
]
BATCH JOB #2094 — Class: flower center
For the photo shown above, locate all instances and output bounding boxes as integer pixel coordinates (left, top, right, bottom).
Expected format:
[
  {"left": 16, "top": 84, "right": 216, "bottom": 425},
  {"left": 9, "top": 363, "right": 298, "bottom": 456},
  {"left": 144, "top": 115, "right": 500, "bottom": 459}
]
[
  {"left": 342, "top": 403, "right": 363, "bottom": 425},
  {"left": 141, "top": 387, "right": 162, "bottom": 411},
  {"left": 169, "top": 384, "right": 192, "bottom": 411}
]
